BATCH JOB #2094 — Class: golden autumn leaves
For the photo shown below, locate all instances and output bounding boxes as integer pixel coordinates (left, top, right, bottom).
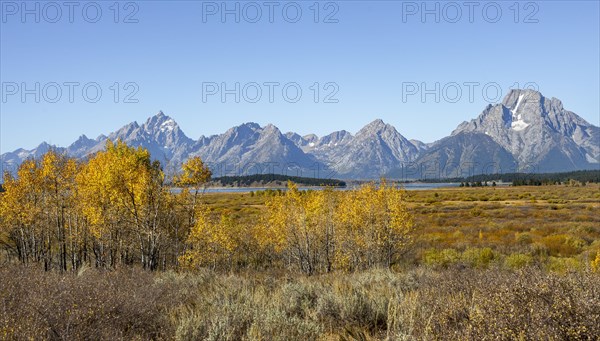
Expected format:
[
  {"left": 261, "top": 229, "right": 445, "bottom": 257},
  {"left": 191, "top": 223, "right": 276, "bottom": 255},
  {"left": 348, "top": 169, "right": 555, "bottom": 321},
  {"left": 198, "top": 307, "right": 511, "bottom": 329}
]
[
  {"left": 0, "top": 141, "right": 213, "bottom": 271},
  {"left": 1, "top": 140, "right": 414, "bottom": 274},
  {"left": 1, "top": 152, "right": 79, "bottom": 270},
  {"left": 181, "top": 181, "right": 415, "bottom": 275}
]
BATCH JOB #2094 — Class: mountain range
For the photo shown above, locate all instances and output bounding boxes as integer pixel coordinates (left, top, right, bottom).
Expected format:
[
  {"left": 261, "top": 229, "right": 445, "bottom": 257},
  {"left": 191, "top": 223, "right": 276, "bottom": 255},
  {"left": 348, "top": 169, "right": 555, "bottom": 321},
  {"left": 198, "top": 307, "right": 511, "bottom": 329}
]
[{"left": 2, "top": 89, "right": 599, "bottom": 180}]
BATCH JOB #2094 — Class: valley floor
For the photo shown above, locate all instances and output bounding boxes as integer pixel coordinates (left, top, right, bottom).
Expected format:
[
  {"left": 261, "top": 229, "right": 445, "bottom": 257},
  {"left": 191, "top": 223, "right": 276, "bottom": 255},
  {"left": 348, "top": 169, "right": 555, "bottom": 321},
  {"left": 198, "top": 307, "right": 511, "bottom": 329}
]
[{"left": 1, "top": 184, "right": 599, "bottom": 340}]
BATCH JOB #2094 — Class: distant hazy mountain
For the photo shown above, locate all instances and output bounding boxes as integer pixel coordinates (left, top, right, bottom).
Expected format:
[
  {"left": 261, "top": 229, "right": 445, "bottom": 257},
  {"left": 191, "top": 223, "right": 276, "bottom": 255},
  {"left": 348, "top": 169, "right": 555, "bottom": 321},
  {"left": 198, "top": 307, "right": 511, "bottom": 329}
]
[
  {"left": 316, "top": 120, "right": 420, "bottom": 178},
  {"left": 2, "top": 90, "right": 598, "bottom": 179},
  {"left": 283, "top": 120, "right": 420, "bottom": 178},
  {"left": 191, "top": 122, "right": 322, "bottom": 177},
  {"left": 396, "top": 132, "right": 517, "bottom": 179},
  {"left": 409, "top": 139, "right": 430, "bottom": 153},
  {"left": 2, "top": 142, "right": 58, "bottom": 174}
]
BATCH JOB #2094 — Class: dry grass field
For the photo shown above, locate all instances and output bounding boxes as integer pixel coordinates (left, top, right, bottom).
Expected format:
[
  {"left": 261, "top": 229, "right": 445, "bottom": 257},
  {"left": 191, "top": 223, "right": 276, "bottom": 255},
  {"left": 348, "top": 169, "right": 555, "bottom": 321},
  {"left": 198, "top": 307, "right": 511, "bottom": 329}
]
[
  {"left": 200, "top": 184, "right": 600, "bottom": 271},
  {"left": 1, "top": 184, "right": 599, "bottom": 340}
]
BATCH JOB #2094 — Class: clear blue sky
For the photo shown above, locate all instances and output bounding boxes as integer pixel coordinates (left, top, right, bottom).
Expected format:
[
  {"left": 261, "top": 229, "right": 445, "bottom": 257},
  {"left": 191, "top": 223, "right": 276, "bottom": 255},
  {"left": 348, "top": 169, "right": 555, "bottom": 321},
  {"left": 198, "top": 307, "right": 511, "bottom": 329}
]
[{"left": 1, "top": 0, "right": 599, "bottom": 151}]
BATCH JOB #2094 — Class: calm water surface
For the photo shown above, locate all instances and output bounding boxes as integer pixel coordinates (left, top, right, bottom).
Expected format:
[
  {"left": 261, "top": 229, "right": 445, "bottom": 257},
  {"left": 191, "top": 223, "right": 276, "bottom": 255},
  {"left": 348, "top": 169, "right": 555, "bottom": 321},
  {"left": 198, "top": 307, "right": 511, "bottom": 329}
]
[{"left": 172, "top": 183, "right": 461, "bottom": 194}]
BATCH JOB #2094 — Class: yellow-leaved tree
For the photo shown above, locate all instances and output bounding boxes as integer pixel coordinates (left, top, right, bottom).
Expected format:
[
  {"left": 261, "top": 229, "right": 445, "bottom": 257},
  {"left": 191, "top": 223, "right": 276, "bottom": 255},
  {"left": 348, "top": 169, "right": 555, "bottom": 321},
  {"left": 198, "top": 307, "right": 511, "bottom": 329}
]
[
  {"left": 0, "top": 150, "right": 80, "bottom": 271},
  {"left": 39, "top": 151, "right": 79, "bottom": 271},
  {"left": 176, "top": 157, "right": 212, "bottom": 191},
  {"left": 0, "top": 159, "right": 45, "bottom": 267},
  {"left": 179, "top": 206, "right": 250, "bottom": 271},
  {"left": 335, "top": 181, "right": 414, "bottom": 271},
  {"left": 263, "top": 182, "right": 337, "bottom": 275},
  {"left": 260, "top": 181, "right": 414, "bottom": 274},
  {"left": 77, "top": 140, "right": 168, "bottom": 270},
  {"left": 173, "top": 157, "right": 212, "bottom": 265}
]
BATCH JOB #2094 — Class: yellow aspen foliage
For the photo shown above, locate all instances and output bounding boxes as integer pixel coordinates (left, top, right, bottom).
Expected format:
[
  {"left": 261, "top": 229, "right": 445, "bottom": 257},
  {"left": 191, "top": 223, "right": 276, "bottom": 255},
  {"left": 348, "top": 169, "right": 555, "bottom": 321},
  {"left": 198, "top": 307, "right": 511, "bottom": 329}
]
[
  {"left": 76, "top": 140, "right": 166, "bottom": 269},
  {"left": 0, "top": 160, "right": 43, "bottom": 229},
  {"left": 262, "top": 182, "right": 333, "bottom": 275},
  {"left": 0, "top": 143, "right": 415, "bottom": 274},
  {"left": 592, "top": 251, "right": 600, "bottom": 273},
  {"left": 0, "top": 160, "right": 45, "bottom": 264},
  {"left": 77, "top": 140, "right": 153, "bottom": 236},
  {"left": 175, "top": 156, "right": 212, "bottom": 190},
  {"left": 335, "top": 181, "right": 414, "bottom": 271},
  {"left": 39, "top": 151, "right": 79, "bottom": 271},
  {"left": 260, "top": 181, "right": 415, "bottom": 274},
  {"left": 179, "top": 206, "right": 247, "bottom": 270},
  {"left": 174, "top": 156, "right": 213, "bottom": 235},
  {"left": 0, "top": 150, "right": 80, "bottom": 270}
]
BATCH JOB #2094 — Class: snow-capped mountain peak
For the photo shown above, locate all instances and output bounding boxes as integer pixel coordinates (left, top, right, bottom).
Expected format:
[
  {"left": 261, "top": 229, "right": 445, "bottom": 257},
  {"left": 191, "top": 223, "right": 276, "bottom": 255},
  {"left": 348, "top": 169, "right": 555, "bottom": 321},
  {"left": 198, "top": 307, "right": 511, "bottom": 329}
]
[
  {"left": 2, "top": 91, "right": 598, "bottom": 180},
  {"left": 452, "top": 89, "right": 599, "bottom": 170}
]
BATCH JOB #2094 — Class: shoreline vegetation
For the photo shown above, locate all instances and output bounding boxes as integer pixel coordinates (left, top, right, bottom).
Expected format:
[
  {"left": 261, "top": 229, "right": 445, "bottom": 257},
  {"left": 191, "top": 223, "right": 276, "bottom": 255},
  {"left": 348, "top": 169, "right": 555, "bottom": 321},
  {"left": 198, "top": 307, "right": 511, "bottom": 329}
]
[
  {"left": 207, "top": 174, "right": 347, "bottom": 188},
  {"left": 0, "top": 143, "right": 599, "bottom": 340},
  {"left": 182, "top": 169, "right": 600, "bottom": 189}
]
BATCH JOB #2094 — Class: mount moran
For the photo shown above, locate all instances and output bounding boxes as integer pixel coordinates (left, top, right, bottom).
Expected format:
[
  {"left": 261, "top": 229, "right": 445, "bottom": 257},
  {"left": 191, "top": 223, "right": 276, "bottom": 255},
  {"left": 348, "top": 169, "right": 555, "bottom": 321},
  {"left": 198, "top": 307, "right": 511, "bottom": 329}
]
[{"left": 2, "top": 89, "right": 599, "bottom": 179}]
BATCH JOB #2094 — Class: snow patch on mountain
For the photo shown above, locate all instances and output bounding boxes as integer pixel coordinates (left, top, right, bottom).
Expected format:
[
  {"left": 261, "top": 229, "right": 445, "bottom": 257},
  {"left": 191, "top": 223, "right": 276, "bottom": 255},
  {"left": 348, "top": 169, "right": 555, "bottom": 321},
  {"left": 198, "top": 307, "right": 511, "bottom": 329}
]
[
  {"left": 160, "top": 119, "right": 176, "bottom": 132},
  {"left": 510, "top": 94, "right": 530, "bottom": 131},
  {"left": 511, "top": 119, "right": 530, "bottom": 131}
]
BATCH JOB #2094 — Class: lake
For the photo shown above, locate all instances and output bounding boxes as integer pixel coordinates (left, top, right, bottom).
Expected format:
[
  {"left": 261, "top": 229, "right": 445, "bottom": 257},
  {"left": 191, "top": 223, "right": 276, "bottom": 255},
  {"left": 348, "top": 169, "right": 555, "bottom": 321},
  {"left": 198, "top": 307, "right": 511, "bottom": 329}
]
[{"left": 172, "top": 183, "right": 461, "bottom": 194}]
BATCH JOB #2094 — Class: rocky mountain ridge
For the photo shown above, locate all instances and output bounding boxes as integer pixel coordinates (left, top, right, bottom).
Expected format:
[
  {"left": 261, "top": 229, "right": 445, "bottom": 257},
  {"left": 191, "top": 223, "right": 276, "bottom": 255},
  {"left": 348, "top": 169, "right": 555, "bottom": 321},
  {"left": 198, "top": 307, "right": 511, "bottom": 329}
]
[{"left": 2, "top": 90, "right": 598, "bottom": 179}]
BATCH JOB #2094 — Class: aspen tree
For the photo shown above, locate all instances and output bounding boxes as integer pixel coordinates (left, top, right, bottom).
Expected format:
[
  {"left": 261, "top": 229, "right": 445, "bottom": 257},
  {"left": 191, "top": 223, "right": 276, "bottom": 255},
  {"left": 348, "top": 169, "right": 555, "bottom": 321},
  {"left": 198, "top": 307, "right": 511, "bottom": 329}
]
[{"left": 77, "top": 140, "right": 168, "bottom": 270}]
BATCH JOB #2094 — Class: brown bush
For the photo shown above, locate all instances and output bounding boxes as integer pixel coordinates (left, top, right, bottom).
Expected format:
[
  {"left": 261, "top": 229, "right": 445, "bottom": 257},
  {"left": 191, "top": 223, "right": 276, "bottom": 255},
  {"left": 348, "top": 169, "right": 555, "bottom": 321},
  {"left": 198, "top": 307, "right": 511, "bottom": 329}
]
[
  {"left": 387, "top": 268, "right": 600, "bottom": 340},
  {"left": 1, "top": 266, "right": 599, "bottom": 340},
  {"left": 0, "top": 265, "right": 176, "bottom": 340}
]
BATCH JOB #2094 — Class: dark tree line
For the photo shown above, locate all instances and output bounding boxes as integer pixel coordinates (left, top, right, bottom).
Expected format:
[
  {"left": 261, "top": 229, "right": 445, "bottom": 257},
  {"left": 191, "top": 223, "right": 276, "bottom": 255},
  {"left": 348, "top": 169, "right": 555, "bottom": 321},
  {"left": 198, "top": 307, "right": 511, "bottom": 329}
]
[{"left": 212, "top": 174, "right": 346, "bottom": 187}]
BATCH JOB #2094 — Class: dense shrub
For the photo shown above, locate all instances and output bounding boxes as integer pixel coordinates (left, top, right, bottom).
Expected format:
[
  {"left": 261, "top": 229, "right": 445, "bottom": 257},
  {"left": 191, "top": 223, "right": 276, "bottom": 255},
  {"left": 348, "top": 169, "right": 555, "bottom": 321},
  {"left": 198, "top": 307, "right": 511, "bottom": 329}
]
[
  {"left": 1, "top": 266, "right": 598, "bottom": 340},
  {"left": 504, "top": 253, "right": 534, "bottom": 269},
  {"left": 0, "top": 266, "right": 176, "bottom": 340}
]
